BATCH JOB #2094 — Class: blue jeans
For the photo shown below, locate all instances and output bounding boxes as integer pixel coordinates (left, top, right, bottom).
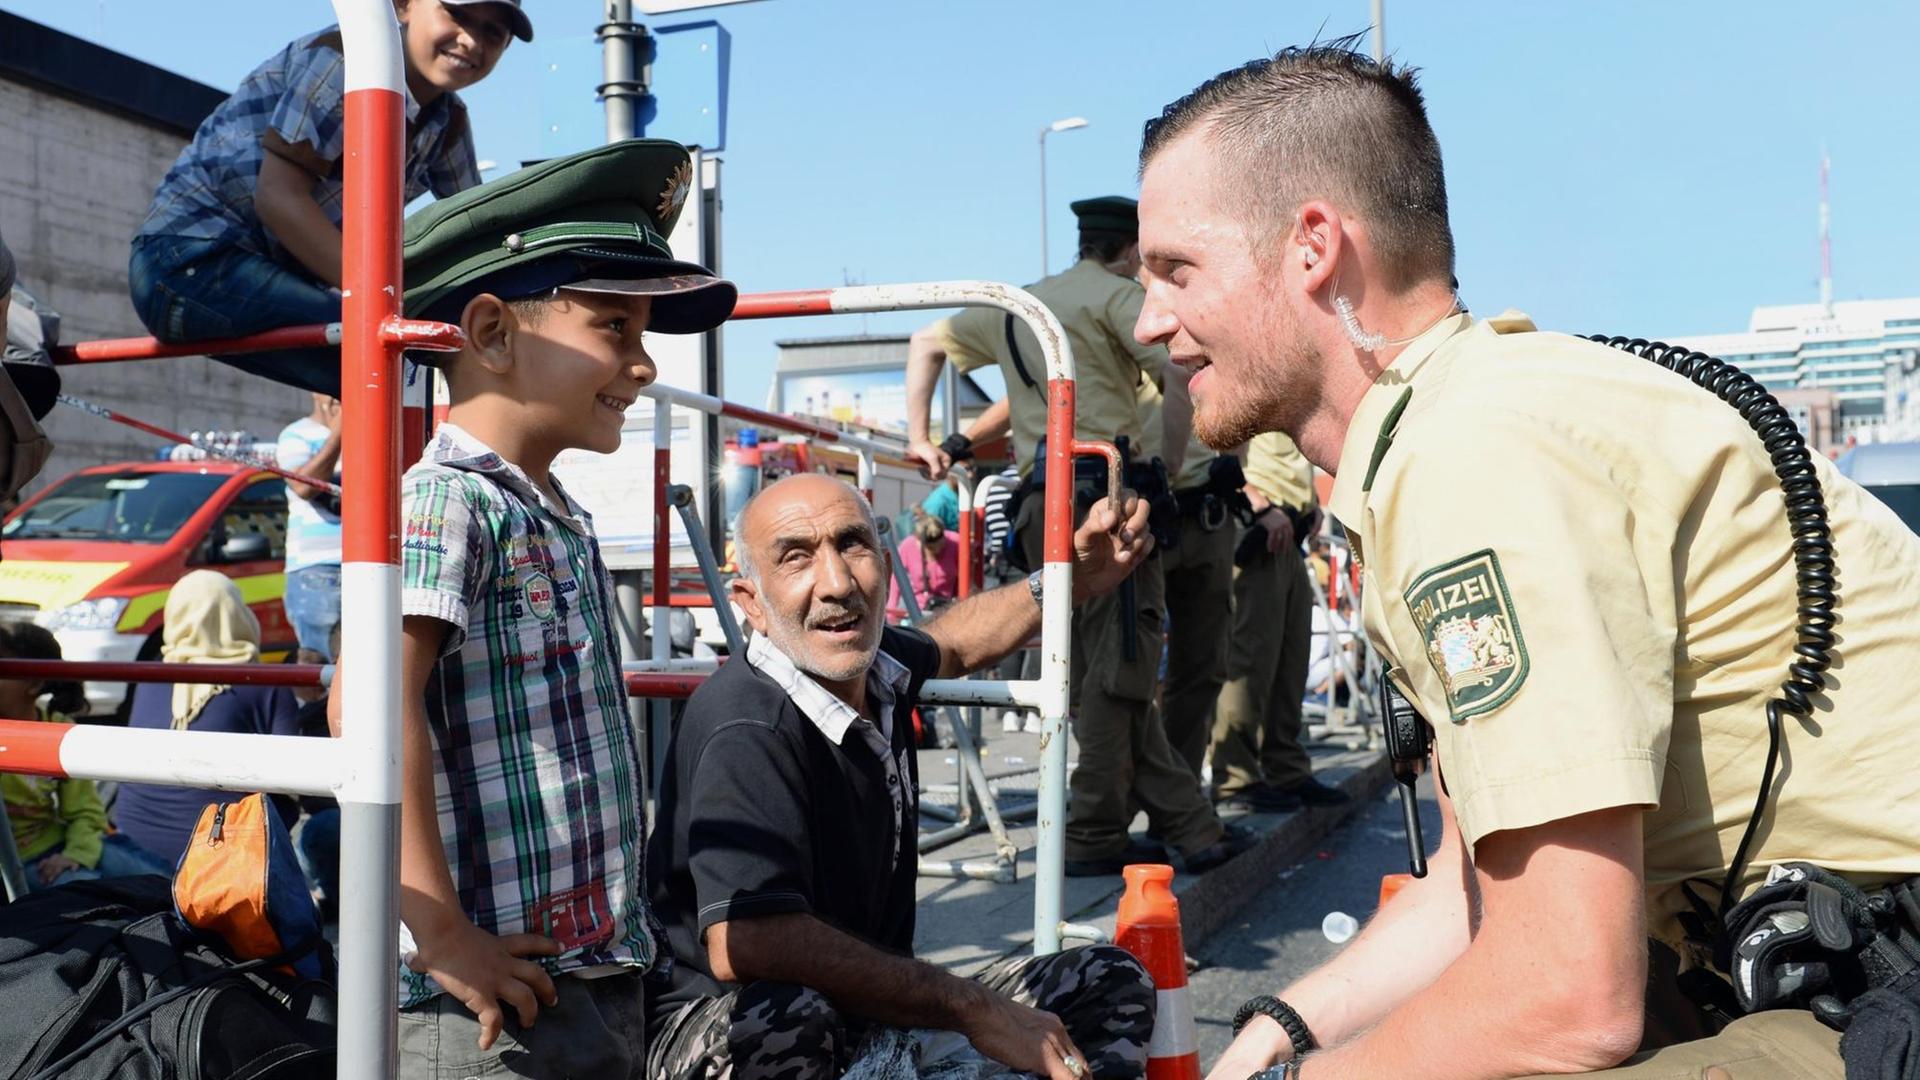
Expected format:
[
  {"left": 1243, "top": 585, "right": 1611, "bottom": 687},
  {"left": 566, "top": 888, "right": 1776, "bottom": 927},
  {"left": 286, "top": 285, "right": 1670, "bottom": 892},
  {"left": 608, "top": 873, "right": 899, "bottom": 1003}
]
[
  {"left": 284, "top": 563, "right": 343, "bottom": 658},
  {"left": 128, "top": 233, "right": 342, "bottom": 396},
  {"left": 295, "top": 806, "right": 340, "bottom": 907},
  {"left": 26, "top": 832, "right": 174, "bottom": 892}
]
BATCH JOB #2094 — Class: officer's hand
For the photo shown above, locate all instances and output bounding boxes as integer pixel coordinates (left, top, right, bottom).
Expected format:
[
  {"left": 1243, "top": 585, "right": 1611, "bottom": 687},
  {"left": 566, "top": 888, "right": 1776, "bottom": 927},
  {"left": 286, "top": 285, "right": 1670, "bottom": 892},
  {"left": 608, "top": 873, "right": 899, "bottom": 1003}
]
[
  {"left": 906, "top": 438, "right": 952, "bottom": 481},
  {"left": 963, "top": 994, "right": 1092, "bottom": 1080},
  {"left": 1206, "top": 1015, "right": 1289, "bottom": 1080},
  {"left": 1071, "top": 492, "right": 1153, "bottom": 603},
  {"left": 1260, "top": 507, "right": 1296, "bottom": 555}
]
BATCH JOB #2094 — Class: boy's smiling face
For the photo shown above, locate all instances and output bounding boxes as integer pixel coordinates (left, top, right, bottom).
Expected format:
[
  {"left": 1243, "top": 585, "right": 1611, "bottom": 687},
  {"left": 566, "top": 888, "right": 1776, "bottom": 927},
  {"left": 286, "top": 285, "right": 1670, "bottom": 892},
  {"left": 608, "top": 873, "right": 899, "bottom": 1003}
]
[
  {"left": 503, "top": 290, "right": 658, "bottom": 456},
  {"left": 399, "top": 0, "right": 513, "bottom": 98}
]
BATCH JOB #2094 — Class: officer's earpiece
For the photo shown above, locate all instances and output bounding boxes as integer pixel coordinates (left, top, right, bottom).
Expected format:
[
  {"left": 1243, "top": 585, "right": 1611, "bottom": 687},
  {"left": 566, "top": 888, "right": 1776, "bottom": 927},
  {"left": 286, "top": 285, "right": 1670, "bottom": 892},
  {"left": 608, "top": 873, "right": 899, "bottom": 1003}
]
[{"left": 1301, "top": 246, "right": 1319, "bottom": 268}]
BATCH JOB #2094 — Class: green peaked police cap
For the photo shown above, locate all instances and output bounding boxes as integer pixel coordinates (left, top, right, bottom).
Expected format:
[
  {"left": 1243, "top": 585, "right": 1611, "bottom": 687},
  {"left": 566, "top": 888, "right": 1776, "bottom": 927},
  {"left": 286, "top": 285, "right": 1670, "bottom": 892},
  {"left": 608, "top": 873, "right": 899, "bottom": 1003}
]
[
  {"left": 403, "top": 139, "right": 737, "bottom": 342},
  {"left": 1069, "top": 195, "right": 1138, "bottom": 235}
]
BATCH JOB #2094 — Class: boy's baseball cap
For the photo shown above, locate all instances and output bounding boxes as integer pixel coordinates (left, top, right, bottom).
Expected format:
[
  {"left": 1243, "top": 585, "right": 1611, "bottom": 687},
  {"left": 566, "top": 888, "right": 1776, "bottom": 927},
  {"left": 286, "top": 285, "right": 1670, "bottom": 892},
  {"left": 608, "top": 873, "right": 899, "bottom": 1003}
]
[
  {"left": 441, "top": 0, "right": 535, "bottom": 43},
  {"left": 403, "top": 139, "right": 737, "bottom": 348}
]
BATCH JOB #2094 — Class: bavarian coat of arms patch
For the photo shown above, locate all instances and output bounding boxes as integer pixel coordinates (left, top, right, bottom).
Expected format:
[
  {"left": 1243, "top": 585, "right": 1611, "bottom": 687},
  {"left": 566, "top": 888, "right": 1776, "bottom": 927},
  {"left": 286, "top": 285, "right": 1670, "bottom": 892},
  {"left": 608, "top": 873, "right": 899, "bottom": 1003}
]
[{"left": 1404, "top": 549, "right": 1528, "bottom": 720}]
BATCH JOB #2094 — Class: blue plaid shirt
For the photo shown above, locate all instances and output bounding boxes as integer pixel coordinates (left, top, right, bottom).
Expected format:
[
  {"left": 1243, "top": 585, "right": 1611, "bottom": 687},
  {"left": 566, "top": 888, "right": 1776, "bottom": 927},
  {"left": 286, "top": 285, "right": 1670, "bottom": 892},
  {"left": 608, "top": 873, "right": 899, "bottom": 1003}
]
[
  {"left": 397, "top": 424, "right": 658, "bottom": 1005},
  {"left": 138, "top": 26, "right": 481, "bottom": 267}
]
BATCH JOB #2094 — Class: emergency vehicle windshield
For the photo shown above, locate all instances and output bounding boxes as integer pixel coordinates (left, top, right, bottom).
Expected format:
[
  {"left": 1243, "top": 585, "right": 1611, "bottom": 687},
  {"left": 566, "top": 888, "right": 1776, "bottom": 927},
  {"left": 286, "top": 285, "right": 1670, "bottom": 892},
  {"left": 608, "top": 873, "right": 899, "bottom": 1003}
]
[{"left": 3, "top": 470, "right": 227, "bottom": 544}]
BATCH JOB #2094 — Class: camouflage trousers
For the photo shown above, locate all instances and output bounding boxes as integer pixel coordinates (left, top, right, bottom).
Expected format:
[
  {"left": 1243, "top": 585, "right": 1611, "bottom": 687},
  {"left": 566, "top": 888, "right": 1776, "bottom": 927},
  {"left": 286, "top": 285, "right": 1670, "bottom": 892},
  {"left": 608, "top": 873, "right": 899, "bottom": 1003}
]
[{"left": 645, "top": 944, "right": 1154, "bottom": 1079}]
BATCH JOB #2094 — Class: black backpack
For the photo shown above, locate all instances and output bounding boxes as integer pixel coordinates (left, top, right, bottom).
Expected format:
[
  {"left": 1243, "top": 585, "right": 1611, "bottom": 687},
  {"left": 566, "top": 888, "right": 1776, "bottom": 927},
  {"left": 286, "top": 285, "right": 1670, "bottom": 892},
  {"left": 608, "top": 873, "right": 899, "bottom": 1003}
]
[{"left": 0, "top": 875, "right": 335, "bottom": 1080}]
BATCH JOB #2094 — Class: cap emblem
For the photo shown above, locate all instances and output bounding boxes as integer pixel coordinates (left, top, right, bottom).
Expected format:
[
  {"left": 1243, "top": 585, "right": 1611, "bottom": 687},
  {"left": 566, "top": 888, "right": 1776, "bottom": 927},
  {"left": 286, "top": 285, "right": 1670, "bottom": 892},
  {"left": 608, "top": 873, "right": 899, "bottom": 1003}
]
[{"left": 658, "top": 160, "right": 693, "bottom": 221}]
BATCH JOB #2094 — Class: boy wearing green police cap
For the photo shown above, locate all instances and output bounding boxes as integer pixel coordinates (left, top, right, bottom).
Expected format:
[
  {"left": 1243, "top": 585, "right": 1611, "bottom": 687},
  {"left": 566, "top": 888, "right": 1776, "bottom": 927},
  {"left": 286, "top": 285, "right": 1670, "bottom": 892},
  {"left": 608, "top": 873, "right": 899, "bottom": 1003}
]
[{"left": 387, "top": 138, "right": 734, "bottom": 1078}]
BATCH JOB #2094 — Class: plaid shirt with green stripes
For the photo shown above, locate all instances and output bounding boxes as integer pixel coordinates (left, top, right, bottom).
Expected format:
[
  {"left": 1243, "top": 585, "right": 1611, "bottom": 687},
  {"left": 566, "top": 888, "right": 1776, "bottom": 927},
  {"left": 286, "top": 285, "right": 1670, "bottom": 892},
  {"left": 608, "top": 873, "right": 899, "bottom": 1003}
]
[{"left": 396, "top": 423, "right": 658, "bottom": 1007}]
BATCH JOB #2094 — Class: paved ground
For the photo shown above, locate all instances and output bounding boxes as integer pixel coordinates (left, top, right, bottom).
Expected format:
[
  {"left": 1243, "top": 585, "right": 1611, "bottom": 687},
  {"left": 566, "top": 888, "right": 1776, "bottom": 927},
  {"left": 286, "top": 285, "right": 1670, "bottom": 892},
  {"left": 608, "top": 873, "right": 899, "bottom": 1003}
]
[
  {"left": 910, "top": 708, "right": 1390, "bottom": 977},
  {"left": 1183, "top": 771, "right": 1440, "bottom": 1067}
]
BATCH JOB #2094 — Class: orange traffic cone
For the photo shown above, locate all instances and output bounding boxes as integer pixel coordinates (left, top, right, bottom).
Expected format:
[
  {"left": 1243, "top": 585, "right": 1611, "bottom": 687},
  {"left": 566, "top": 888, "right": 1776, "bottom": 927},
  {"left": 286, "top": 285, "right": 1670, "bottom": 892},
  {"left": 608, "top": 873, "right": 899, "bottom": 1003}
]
[
  {"left": 1378, "top": 872, "right": 1413, "bottom": 909},
  {"left": 1116, "top": 864, "right": 1200, "bottom": 1080}
]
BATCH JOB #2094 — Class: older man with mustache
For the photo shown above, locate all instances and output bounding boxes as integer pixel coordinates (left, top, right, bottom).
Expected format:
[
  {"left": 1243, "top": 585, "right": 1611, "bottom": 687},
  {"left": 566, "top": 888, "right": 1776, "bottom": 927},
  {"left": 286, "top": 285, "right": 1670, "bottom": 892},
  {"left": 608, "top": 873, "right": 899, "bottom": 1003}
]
[{"left": 645, "top": 473, "right": 1159, "bottom": 1080}]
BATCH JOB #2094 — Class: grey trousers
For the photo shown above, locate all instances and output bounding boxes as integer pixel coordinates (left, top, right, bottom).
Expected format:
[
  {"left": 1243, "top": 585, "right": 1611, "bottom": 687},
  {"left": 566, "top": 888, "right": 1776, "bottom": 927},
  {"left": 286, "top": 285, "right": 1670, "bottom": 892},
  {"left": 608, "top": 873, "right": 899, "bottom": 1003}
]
[{"left": 397, "top": 970, "right": 647, "bottom": 1080}]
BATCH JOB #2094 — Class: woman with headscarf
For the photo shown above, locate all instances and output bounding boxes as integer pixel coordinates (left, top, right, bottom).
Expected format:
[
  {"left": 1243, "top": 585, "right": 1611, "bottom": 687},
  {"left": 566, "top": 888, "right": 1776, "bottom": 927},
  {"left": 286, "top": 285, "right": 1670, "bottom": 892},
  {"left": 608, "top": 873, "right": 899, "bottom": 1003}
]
[{"left": 111, "top": 570, "right": 304, "bottom": 867}]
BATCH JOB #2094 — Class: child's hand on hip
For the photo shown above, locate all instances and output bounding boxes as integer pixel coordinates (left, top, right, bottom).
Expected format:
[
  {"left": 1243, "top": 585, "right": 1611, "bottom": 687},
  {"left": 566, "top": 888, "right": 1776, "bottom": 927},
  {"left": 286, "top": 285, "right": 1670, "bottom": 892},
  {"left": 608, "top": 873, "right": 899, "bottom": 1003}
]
[{"left": 407, "top": 917, "right": 562, "bottom": 1049}]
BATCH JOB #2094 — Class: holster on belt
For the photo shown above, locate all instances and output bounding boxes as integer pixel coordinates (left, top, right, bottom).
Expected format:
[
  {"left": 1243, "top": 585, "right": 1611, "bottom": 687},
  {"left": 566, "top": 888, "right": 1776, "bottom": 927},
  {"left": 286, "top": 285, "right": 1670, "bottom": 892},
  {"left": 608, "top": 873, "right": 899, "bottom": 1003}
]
[
  {"left": 1699, "top": 863, "right": 1920, "bottom": 1033},
  {"left": 1173, "top": 455, "right": 1254, "bottom": 535}
]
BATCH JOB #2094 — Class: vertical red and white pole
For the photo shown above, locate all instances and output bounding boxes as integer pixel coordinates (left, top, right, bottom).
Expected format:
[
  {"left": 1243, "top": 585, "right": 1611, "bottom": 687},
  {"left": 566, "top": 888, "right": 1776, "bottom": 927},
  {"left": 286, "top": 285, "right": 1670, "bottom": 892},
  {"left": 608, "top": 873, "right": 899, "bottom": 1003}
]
[
  {"left": 333, "top": 0, "right": 406, "bottom": 1074},
  {"left": 1032, "top": 372, "right": 1077, "bottom": 954},
  {"left": 651, "top": 398, "right": 673, "bottom": 767},
  {"left": 954, "top": 467, "right": 975, "bottom": 599}
]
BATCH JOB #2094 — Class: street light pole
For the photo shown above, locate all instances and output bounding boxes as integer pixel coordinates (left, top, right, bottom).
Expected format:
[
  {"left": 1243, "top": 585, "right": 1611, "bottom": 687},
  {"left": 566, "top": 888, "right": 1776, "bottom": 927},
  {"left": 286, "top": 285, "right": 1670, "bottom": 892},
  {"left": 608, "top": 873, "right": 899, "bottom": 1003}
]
[
  {"left": 1038, "top": 117, "right": 1089, "bottom": 277},
  {"left": 1371, "top": 0, "right": 1385, "bottom": 60}
]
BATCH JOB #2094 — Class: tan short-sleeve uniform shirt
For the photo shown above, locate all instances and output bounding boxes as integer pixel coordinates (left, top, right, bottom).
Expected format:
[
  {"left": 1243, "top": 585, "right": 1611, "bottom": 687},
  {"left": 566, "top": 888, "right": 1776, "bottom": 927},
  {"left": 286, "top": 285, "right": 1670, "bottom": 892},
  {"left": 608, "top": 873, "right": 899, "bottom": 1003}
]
[
  {"left": 1327, "top": 311, "right": 1920, "bottom": 955},
  {"left": 1244, "top": 431, "right": 1317, "bottom": 514},
  {"left": 929, "top": 258, "right": 1167, "bottom": 476},
  {"left": 1134, "top": 378, "right": 1215, "bottom": 491}
]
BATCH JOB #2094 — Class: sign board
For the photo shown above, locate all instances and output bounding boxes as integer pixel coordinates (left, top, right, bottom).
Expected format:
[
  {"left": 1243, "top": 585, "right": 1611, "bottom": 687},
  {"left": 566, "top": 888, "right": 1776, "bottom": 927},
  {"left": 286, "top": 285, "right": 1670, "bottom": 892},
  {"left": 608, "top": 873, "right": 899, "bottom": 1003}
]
[
  {"left": 635, "top": 0, "right": 765, "bottom": 14},
  {"left": 536, "top": 20, "right": 730, "bottom": 156},
  {"left": 775, "top": 367, "right": 951, "bottom": 440}
]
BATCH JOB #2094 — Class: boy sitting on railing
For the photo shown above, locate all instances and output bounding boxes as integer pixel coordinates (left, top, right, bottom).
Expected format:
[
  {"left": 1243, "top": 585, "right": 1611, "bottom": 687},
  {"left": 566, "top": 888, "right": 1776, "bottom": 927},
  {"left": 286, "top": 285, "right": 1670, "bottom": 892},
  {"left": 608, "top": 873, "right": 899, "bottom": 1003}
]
[
  {"left": 363, "top": 139, "right": 735, "bottom": 1078},
  {"left": 127, "top": 0, "right": 533, "bottom": 397}
]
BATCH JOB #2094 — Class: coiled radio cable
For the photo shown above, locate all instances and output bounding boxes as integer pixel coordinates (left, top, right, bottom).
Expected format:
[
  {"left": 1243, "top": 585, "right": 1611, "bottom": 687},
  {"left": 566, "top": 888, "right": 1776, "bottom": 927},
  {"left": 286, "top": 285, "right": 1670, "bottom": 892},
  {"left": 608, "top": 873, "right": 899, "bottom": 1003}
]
[{"left": 1588, "top": 335, "right": 1838, "bottom": 922}]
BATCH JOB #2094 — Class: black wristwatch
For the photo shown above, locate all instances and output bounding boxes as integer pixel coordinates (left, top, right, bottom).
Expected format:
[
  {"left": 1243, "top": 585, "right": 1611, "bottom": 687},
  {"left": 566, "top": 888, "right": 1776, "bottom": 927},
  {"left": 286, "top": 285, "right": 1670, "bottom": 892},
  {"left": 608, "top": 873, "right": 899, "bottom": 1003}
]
[
  {"left": 941, "top": 432, "right": 975, "bottom": 461},
  {"left": 1233, "top": 995, "right": 1316, "bottom": 1057}
]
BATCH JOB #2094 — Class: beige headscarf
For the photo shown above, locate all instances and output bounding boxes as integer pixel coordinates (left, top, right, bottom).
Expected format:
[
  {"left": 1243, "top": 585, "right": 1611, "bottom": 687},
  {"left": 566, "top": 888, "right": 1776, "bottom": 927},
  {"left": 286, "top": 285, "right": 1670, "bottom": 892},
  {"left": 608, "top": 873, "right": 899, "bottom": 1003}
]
[{"left": 162, "top": 570, "right": 260, "bottom": 730}]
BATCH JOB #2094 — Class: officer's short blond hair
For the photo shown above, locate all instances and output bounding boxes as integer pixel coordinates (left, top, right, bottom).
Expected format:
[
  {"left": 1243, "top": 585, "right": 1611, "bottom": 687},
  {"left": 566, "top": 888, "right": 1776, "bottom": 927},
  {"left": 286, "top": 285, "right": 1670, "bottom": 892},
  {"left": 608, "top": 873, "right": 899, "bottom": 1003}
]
[{"left": 1140, "top": 37, "right": 1455, "bottom": 291}]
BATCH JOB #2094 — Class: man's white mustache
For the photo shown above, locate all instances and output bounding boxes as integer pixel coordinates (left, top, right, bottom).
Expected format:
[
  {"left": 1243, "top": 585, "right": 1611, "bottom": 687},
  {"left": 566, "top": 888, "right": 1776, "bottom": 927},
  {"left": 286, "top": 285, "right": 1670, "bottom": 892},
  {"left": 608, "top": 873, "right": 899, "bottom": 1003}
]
[{"left": 806, "top": 605, "right": 867, "bottom": 630}]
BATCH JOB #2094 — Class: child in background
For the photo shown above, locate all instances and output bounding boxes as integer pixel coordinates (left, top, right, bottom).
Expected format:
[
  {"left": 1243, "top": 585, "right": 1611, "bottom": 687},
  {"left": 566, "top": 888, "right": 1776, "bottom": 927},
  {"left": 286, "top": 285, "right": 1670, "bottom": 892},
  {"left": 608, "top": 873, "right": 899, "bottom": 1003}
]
[
  {"left": 127, "top": 0, "right": 532, "bottom": 396},
  {"left": 0, "top": 621, "right": 169, "bottom": 891}
]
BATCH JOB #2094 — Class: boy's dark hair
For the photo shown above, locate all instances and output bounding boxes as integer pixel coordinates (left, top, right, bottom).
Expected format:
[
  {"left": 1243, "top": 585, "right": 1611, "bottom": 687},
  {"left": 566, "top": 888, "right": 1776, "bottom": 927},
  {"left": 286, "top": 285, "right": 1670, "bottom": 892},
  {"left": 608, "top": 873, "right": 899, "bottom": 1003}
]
[
  {"left": 1077, "top": 228, "right": 1137, "bottom": 265},
  {"left": 504, "top": 294, "right": 550, "bottom": 326},
  {"left": 0, "top": 619, "right": 87, "bottom": 716},
  {"left": 1139, "top": 37, "right": 1455, "bottom": 290}
]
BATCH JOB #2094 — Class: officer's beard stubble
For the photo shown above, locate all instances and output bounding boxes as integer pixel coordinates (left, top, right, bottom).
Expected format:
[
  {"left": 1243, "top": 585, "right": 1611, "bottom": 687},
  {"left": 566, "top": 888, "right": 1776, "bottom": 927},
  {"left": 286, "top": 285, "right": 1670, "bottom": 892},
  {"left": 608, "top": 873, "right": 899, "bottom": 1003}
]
[{"left": 1192, "top": 297, "right": 1319, "bottom": 452}]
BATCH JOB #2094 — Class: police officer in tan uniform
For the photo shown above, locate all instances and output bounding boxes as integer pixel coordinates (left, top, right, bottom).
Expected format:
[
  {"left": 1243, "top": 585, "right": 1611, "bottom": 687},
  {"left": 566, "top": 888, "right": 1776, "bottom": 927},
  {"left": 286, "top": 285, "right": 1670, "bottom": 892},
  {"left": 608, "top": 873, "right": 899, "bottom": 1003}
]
[
  {"left": 905, "top": 196, "right": 1248, "bottom": 877},
  {"left": 1136, "top": 45, "right": 1920, "bottom": 1080},
  {"left": 1133, "top": 377, "right": 1238, "bottom": 778},
  {"left": 1209, "top": 432, "right": 1350, "bottom": 811}
]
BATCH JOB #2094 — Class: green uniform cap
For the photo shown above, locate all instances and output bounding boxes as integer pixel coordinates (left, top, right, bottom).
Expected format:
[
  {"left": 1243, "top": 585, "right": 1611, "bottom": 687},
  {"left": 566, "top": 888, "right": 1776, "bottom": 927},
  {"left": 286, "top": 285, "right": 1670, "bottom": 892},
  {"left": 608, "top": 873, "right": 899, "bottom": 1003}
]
[
  {"left": 403, "top": 138, "right": 737, "bottom": 343},
  {"left": 1069, "top": 195, "right": 1139, "bottom": 235}
]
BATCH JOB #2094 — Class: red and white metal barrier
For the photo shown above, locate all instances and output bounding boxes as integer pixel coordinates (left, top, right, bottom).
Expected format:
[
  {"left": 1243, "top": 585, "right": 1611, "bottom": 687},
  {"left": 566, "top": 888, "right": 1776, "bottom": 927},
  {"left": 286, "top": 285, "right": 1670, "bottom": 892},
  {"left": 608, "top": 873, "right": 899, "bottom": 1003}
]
[
  {"left": 0, "top": 659, "right": 329, "bottom": 688},
  {"left": 7, "top": 64, "right": 1089, "bottom": 1080},
  {"left": 48, "top": 323, "right": 343, "bottom": 365}
]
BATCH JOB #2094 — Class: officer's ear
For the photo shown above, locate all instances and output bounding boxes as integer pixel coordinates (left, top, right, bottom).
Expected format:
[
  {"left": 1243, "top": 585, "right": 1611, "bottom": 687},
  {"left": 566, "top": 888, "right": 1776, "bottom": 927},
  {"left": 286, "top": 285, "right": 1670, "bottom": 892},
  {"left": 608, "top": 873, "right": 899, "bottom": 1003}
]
[
  {"left": 460, "top": 293, "right": 517, "bottom": 376},
  {"left": 1292, "top": 201, "right": 1342, "bottom": 295}
]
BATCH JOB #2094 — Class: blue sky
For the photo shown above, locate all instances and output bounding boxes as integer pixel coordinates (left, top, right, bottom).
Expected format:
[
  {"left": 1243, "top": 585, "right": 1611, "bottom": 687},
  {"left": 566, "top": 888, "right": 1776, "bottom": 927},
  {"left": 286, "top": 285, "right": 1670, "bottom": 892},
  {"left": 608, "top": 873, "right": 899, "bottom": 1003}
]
[{"left": 8, "top": 0, "right": 1917, "bottom": 404}]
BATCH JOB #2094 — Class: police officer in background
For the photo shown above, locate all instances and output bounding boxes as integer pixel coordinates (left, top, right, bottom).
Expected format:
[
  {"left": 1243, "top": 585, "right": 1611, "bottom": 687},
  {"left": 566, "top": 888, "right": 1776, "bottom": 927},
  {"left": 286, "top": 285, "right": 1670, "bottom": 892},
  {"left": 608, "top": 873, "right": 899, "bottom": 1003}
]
[
  {"left": 1136, "top": 44, "right": 1920, "bottom": 1080},
  {"left": 1209, "top": 432, "right": 1349, "bottom": 813},
  {"left": 1132, "top": 375, "right": 1239, "bottom": 781},
  {"left": 905, "top": 196, "right": 1250, "bottom": 877}
]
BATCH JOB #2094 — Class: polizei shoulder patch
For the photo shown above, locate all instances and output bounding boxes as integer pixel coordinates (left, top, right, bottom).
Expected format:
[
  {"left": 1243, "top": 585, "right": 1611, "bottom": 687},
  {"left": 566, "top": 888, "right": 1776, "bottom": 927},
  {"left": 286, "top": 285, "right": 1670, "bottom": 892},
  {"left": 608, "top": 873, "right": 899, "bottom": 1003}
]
[{"left": 1404, "top": 549, "right": 1528, "bottom": 720}]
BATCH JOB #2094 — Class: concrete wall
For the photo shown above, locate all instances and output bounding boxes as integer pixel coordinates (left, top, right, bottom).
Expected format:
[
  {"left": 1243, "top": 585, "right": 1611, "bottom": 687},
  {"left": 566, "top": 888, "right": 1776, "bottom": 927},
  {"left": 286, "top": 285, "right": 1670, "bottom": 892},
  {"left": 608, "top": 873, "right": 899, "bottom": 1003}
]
[{"left": 0, "top": 75, "right": 309, "bottom": 494}]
